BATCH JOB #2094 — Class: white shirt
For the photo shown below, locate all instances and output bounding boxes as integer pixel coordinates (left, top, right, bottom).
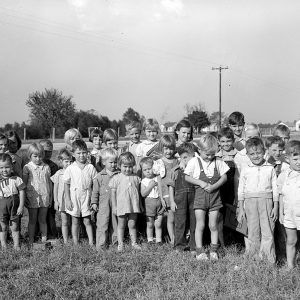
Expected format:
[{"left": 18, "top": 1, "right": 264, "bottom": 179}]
[{"left": 141, "top": 177, "right": 159, "bottom": 198}]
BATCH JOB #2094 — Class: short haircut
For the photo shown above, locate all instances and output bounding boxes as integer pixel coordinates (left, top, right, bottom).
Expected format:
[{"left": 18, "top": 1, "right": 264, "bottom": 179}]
[
  {"left": 64, "top": 128, "right": 82, "bottom": 145},
  {"left": 286, "top": 140, "right": 300, "bottom": 156},
  {"left": 176, "top": 142, "right": 195, "bottom": 156},
  {"left": 57, "top": 148, "right": 73, "bottom": 160},
  {"left": 273, "top": 124, "right": 290, "bottom": 136},
  {"left": 6, "top": 130, "right": 22, "bottom": 151},
  {"left": 159, "top": 134, "right": 176, "bottom": 150},
  {"left": 245, "top": 137, "right": 265, "bottom": 152},
  {"left": 198, "top": 134, "right": 219, "bottom": 152},
  {"left": 0, "top": 153, "right": 12, "bottom": 165},
  {"left": 228, "top": 111, "right": 245, "bottom": 125},
  {"left": 126, "top": 121, "right": 142, "bottom": 133},
  {"left": 118, "top": 151, "right": 136, "bottom": 167},
  {"left": 27, "top": 142, "right": 45, "bottom": 159},
  {"left": 265, "top": 136, "right": 285, "bottom": 149},
  {"left": 174, "top": 119, "right": 193, "bottom": 141},
  {"left": 71, "top": 139, "right": 87, "bottom": 152},
  {"left": 143, "top": 118, "right": 160, "bottom": 132},
  {"left": 39, "top": 139, "right": 53, "bottom": 151},
  {"left": 103, "top": 128, "right": 118, "bottom": 144},
  {"left": 89, "top": 128, "right": 103, "bottom": 142},
  {"left": 101, "top": 148, "right": 118, "bottom": 161},
  {"left": 245, "top": 123, "right": 261, "bottom": 138},
  {"left": 0, "top": 133, "right": 8, "bottom": 142},
  {"left": 140, "top": 156, "right": 154, "bottom": 167},
  {"left": 218, "top": 127, "right": 234, "bottom": 140}
]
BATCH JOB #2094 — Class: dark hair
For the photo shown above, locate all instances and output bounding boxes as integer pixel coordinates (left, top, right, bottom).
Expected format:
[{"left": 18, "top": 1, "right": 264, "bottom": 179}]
[
  {"left": 6, "top": 130, "right": 22, "bottom": 151},
  {"left": 103, "top": 128, "right": 118, "bottom": 144},
  {"left": 0, "top": 153, "right": 12, "bottom": 165},
  {"left": 89, "top": 128, "right": 103, "bottom": 142},
  {"left": 265, "top": 136, "right": 285, "bottom": 149},
  {"left": 0, "top": 133, "right": 8, "bottom": 142},
  {"left": 273, "top": 124, "right": 290, "bottom": 136},
  {"left": 176, "top": 142, "right": 195, "bottom": 156},
  {"left": 118, "top": 151, "right": 136, "bottom": 167},
  {"left": 71, "top": 140, "right": 87, "bottom": 152},
  {"left": 245, "top": 137, "right": 265, "bottom": 152},
  {"left": 286, "top": 140, "right": 300, "bottom": 156},
  {"left": 218, "top": 127, "right": 234, "bottom": 140},
  {"left": 228, "top": 111, "right": 245, "bottom": 126},
  {"left": 58, "top": 148, "right": 73, "bottom": 160},
  {"left": 174, "top": 119, "right": 193, "bottom": 141},
  {"left": 39, "top": 139, "right": 53, "bottom": 150},
  {"left": 140, "top": 156, "right": 154, "bottom": 167},
  {"left": 158, "top": 134, "right": 176, "bottom": 150}
]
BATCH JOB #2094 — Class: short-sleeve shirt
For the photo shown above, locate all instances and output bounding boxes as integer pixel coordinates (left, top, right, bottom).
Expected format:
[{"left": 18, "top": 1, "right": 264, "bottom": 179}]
[
  {"left": 136, "top": 140, "right": 158, "bottom": 158},
  {"left": 51, "top": 169, "right": 66, "bottom": 211},
  {"left": 141, "top": 177, "right": 159, "bottom": 198},
  {"left": 184, "top": 156, "right": 229, "bottom": 179},
  {"left": 0, "top": 176, "right": 25, "bottom": 197}
]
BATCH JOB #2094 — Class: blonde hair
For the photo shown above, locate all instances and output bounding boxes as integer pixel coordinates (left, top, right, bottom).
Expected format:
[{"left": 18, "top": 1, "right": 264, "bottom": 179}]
[
  {"left": 64, "top": 128, "right": 82, "bottom": 146},
  {"left": 118, "top": 152, "right": 136, "bottom": 168},
  {"left": 244, "top": 123, "right": 261, "bottom": 139},
  {"left": 126, "top": 121, "right": 142, "bottom": 133},
  {"left": 143, "top": 118, "right": 160, "bottom": 132},
  {"left": 101, "top": 148, "right": 118, "bottom": 161},
  {"left": 27, "top": 142, "right": 45, "bottom": 159},
  {"left": 198, "top": 134, "right": 218, "bottom": 152},
  {"left": 103, "top": 128, "right": 118, "bottom": 144}
]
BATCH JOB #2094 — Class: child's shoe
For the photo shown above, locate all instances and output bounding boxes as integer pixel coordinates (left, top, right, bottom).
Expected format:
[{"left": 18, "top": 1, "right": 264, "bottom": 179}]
[
  {"left": 117, "top": 244, "right": 124, "bottom": 252},
  {"left": 132, "top": 242, "right": 142, "bottom": 250},
  {"left": 210, "top": 251, "right": 219, "bottom": 261},
  {"left": 196, "top": 248, "right": 209, "bottom": 261}
]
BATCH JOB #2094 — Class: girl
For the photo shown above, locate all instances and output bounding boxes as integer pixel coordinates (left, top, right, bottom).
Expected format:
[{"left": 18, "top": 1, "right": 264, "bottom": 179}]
[
  {"left": 64, "top": 140, "right": 97, "bottom": 245},
  {"left": 109, "top": 152, "right": 142, "bottom": 252},
  {"left": 102, "top": 128, "right": 123, "bottom": 156},
  {"left": 89, "top": 128, "right": 103, "bottom": 172},
  {"left": 185, "top": 134, "right": 229, "bottom": 261},
  {"left": 154, "top": 134, "right": 178, "bottom": 245},
  {"left": 64, "top": 128, "right": 82, "bottom": 151},
  {"left": 23, "top": 143, "right": 52, "bottom": 244},
  {"left": 174, "top": 119, "right": 193, "bottom": 147},
  {"left": 0, "top": 153, "right": 25, "bottom": 250},
  {"left": 6, "top": 130, "right": 23, "bottom": 177},
  {"left": 51, "top": 149, "right": 73, "bottom": 243}
]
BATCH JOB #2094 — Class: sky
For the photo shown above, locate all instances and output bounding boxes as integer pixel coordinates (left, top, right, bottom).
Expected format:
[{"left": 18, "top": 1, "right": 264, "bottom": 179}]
[{"left": 0, "top": 0, "right": 300, "bottom": 126}]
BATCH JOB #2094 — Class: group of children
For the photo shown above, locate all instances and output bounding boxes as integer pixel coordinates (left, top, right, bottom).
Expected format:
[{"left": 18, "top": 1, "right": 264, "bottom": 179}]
[{"left": 0, "top": 112, "right": 299, "bottom": 270}]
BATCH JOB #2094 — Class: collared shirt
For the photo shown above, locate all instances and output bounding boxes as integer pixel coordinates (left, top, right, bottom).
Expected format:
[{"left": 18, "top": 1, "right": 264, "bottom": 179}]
[
  {"left": 184, "top": 156, "right": 229, "bottom": 179},
  {"left": 215, "top": 148, "right": 238, "bottom": 162},
  {"left": 234, "top": 148, "right": 250, "bottom": 173},
  {"left": 238, "top": 160, "right": 278, "bottom": 201},
  {"left": 127, "top": 141, "right": 141, "bottom": 156},
  {"left": 136, "top": 140, "right": 158, "bottom": 157},
  {"left": 0, "top": 176, "right": 25, "bottom": 197}
]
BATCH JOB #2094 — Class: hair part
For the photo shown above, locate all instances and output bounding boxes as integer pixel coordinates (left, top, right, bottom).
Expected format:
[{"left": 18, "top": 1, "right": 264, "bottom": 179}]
[
  {"left": 176, "top": 142, "right": 195, "bottom": 156},
  {"left": 174, "top": 119, "right": 193, "bottom": 141},
  {"left": 101, "top": 148, "right": 118, "bottom": 161},
  {"left": 103, "top": 128, "right": 118, "bottom": 144},
  {"left": 286, "top": 140, "right": 300, "bottom": 156},
  {"left": 218, "top": 127, "right": 234, "bottom": 141},
  {"left": 0, "top": 153, "right": 13, "bottom": 165},
  {"left": 71, "top": 139, "right": 87, "bottom": 152},
  {"left": 245, "top": 137, "right": 265, "bottom": 153},
  {"left": 27, "top": 142, "right": 45, "bottom": 159},
  {"left": 228, "top": 111, "right": 245, "bottom": 126},
  {"left": 198, "top": 134, "right": 219, "bottom": 152},
  {"left": 159, "top": 134, "right": 176, "bottom": 150},
  {"left": 265, "top": 136, "right": 285, "bottom": 149},
  {"left": 118, "top": 151, "right": 136, "bottom": 167},
  {"left": 89, "top": 128, "right": 103, "bottom": 142}
]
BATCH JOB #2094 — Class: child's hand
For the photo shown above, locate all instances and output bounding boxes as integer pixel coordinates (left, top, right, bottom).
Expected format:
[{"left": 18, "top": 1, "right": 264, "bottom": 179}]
[
  {"left": 54, "top": 202, "right": 59, "bottom": 211},
  {"left": 270, "top": 207, "right": 278, "bottom": 222},
  {"left": 91, "top": 204, "right": 98, "bottom": 212},
  {"left": 204, "top": 183, "right": 214, "bottom": 193},
  {"left": 150, "top": 180, "right": 157, "bottom": 188},
  {"left": 66, "top": 200, "right": 73, "bottom": 211},
  {"left": 16, "top": 206, "right": 24, "bottom": 215},
  {"left": 170, "top": 201, "right": 177, "bottom": 212},
  {"left": 279, "top": 210, "right": 284, "bottom": 224},
  {"left": 237, "top": 208, "right": 245, "bottom": 224},
  {"left": 161, "top": 199, "right": 167, "bottom": 209},
  {"left": 179, "top": 160, "right": 186, "bottom": 170}
]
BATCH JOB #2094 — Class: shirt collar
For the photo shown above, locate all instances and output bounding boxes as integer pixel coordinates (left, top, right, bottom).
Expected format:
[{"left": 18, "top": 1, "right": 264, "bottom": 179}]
[
  {"left": 29, "top": 161, "right": 46, "bottom": 169},
  {"left": 247, "top": 159, "right": 272, "bottom": 168},
  {"left": 215, "top": 148, "right": 238, "bottom": 157}
]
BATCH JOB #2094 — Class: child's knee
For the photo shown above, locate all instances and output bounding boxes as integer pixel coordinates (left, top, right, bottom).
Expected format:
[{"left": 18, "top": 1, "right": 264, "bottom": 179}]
[
  {"left": 209, "top": 223, "right": 218, "bottom": 232},
  {"left": 0, "top": 222, "right": 8, "bottom": 232},
  {"left": 83, "top": 217, "right": 91, "bottom": 226},
  {"left": 287, "top": 235, "right": 297, "bottom": 247}
]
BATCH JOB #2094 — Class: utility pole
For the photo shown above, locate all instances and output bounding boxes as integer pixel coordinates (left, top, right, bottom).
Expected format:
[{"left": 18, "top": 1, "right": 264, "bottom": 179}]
[{"left": 212, "top": 66, "right": 228, "bottom": 130}]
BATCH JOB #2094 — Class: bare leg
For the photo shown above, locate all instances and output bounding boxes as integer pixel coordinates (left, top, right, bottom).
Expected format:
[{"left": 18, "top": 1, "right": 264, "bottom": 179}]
[
  {"left": 0, "top": 222, "right": 8, "bottom": 249},
  {"left": 209, "top": 210, "right": 219, "bottom": 245},
  {"left": 71, "top": 216, "right": 80, "bottom": 245},
  {"left": 218, "top": 212, "right": 225, "bottom": 247},
  {"left": 155, "top": 215, "right": 163, "bottom": 243},
  {"left": 83, "top": 216, "right": 94, "bottom": 245},
  {"left": 167, "top": 210, "right": 175, "bottom": 245},
  {"left": 117, "top": 216, "right": 126, "bottom": 247},
  {"left": 38, "top": 207, "right": 48, "bottom": 242},
  {"left": 286, "top": 227, "right": 297, "bottom": 269},
  {"left": 61, "top": 212, "right": 70, "bottom": 244},
  {"left": 128, "top": 213, "right": 138, "bottom": 245},
  {"left": 28, "top": 208, "right": 38, "bottom": 244},
  {"left": 146, "top": 216, "right": 155, "bottom": 242},
  {"left": 11, "top": 221, "right": 20, "bottom": 250},
  {"left": 195, "top": 209, "right": 206, "bottom": 249}
]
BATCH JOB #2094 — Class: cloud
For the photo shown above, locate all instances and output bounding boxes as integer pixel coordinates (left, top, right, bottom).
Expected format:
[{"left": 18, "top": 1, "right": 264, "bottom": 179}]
[{"left": 161, "top": 0, "right": 184, "bottom": 17}]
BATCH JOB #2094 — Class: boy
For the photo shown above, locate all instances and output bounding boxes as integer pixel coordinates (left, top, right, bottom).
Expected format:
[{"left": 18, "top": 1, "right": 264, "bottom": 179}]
[
  {"left": 91, "top": 148, "right": 119, "bottom": 250},
  {"left": 237, "top": 137, "right": 278, "bottom": 263},
  {"left": 273, "top": 124, "right": 290, "bottom": 146},
  {"left": 168, "top": 142, "right": 196, "bottom": 253},
  {"left": 40, "top": 139, "right": 59, "bottom": 238},
  {"left": 228, "top": 111, "right": 245, "bottom": 151}
]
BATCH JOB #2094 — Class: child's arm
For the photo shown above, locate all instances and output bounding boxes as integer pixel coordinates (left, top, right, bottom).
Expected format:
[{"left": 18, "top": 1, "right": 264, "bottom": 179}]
[
  {"left": 111, "top": 189, "right": 117, "bottom": 215},
  {"left": 157, "top": 176, "right": 166, "bottom": 209},
  {"left": 17, "top": 189, "right": 25, "bottom": 215},
  {"left": 279, "top": 194, "right": 284, "bottom": 224},
  {"left": 140, "top": 180, "right": 157, "bottom": 198},
  {"left": 169, "top": 186, "right": 177, "bottom": 212},
  {"left": 53, "top": 182, "right": 59, "bottom": 211},
  {"left": 91, "top": 178, "right": 100, "bottom": 212},
  {"left": 184, "top": 175, "right": 208, "bottom": 189},
  {"left": 64, "top": 183, "right": 73, "bottom": 210},
  {"left": 270, "top": 169, "right": 279, "bottom": 221},
  {"left": 237, "top": 170, "right": 246, "bottom": 223},
  {"left": 204, "top": 174, "right": 227, "bottom": 193}
]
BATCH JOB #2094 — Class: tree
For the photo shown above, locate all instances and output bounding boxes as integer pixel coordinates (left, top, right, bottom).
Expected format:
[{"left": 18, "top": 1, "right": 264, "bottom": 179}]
[
  {"left": 26, "top": 88, "right": 76, "bottom": 137},
  {"left": 209, "top": 111, "right": 227, "bottom": 126},
  {"left": 187, "top": 110, "right": 210, "bottom": 133},
  {"left": 122, "top": 107, "right": 142, "bottom": 125}
]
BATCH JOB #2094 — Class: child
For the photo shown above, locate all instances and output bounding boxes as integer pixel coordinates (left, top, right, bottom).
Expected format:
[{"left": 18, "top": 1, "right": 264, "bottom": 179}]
[
  {"left": 0, "top": 153, "right": 25, "bottom": 249},
  {"left": 228, "top": 111, "right": 245, "bottom": 151},
  {"left": 23, "top": 143, "right": 52, "bottom": 244},
  {"left": 124, "top": 121, "right": 142, "bottom": 155},
  {"left": 237, "top": 137, "right": 278, "bottom": 263},
  {"left": 278, "top": 141, "right": 300, "bottom": 269},
  {"left": 64, "top": 140, "right": 97, "bottom": 245},
  {"left": 91, "top": 148, "right": 119, "bottom": 250},
  {"left": 64, "top": 128, "right": 82, "bottom": 151},
  {"left": 216, "top": 127, "right": 238, "bottom": 246},
  {"left": 140, "top": 157, "right": 164, "bottom": 244},
  {"left": 168, "top": 142, "right": 196, "bottom": 252},
  {"left": 0, "top": 134, "right": 8, "bottom": 154},
  {"left": 109, "top": 152, "right": 142, "bottom": 251},
  {"left": 154, "top": 134, "right": 179, "bottom": 245},
  {"left": 273, "top": 123, "right": 290, "bottom": 146},
  {"left": 136, "top": 118, "right": 160, "bottom": 158},
  {"left": 6, "top": 131, "right": 23, "bottom": 178},
  {"left": 89, "top": 128, "right": 103, "bottom": 172},
  {"left": 185, "top": 134, "right": 229, "bottom": 260},
  {"left": 51, "top": 149, "right": 73, "bottom": 243},
  {"left": 174, "top": 119, "right": 193, "bottom": 146}
]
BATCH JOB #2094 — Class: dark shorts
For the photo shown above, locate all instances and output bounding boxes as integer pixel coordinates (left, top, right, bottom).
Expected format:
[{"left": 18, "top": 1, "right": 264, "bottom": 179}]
[
  {"left": 0, "top": 195, "right": 20, "bottom": 226},
  {"left": 193, "top": 188, "right": 222, "bottom": 212},
  {"left": 144, "top": 197, "right": 164, "bottom": 217}
]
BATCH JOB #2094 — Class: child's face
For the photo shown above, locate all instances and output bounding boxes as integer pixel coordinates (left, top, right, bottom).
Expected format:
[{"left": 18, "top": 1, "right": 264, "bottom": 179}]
[
  {"left": 179, "top": 152, "right": 194, "bottom": 165},
  {"left": 0, "top": 139, "right": 8, "bottom": 154},
  {"left": 219, "top": 136, "right": 234, "bottom": 152},
  {"left": 43, "top": 150, "right": 53, "bottom": 161},
  {"left": 68, "top": 134, "right": 80, "bottom": 146},
  {"left": 73, "top": 148, "right": 88, "bottom": 164},
  {"left": 247, "top": 146, "right": 265, "bottom": 165},
  {"left": 0, "top": 160, "right": 12, "bottom": 178},
  {"left": 268, "top": 144, "right": 284, "bottom": 161},
  {"left": 163, "top": 146, "right": 174, "bottom": 159},
  {"left": 229, "top": 124, "right": 244, "bottom": 138},
  {"left": 120, "top": 163, "right": 133, "bottom": 176},
  {"left": 106, "top": 140, "right": 118, "bottom": 150},
  {"left": 176, "top": 127, "right": 191, "bottom": 143},
  {"left": 199, "top": 148, "right": 216, "bottom": 162},
  {"left": 275, "top": 131, "right": 290, "bottom": 145},
  {"left": 141, "top": 163, "right": 154, "bottom": 179},
  {"left": 145, "top": 129, "right": 158, "bottom": 142},
  {"left": 287, "top": 154, "right": 300, "bottom": 172},
  {"left": 8, "top": 138, "right": 18, "bottom": 154},
  {"left": 31, "top": 153, "right": 43, "bottom": 165},
  {"left": 104, "top": 157, "right": 117, "bottom": 172},
  {"left": 60, "top": 157, "right": 72, "bottom": 169},
  {"left": 129, "top": 128, "right": 141, "bottom": 144},
  {"left": 92, "top": 136, "right": 102, "bottom": 150}
]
